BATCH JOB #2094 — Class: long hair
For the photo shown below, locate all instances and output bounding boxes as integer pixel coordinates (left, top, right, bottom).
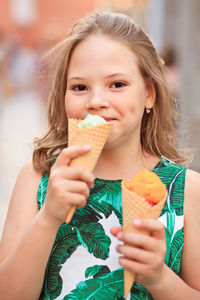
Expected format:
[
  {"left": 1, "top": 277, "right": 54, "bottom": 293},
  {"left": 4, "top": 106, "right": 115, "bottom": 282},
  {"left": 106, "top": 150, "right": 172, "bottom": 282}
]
[{"left": 33, "top": 11, "right": 190, "bottom": 174}]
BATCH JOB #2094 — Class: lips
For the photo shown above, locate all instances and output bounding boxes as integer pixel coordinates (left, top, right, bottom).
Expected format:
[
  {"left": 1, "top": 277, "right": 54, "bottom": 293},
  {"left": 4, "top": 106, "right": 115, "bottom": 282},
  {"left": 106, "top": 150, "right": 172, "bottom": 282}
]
[{"left": 102, "top": 117, "right": 116, "bottom": 122}]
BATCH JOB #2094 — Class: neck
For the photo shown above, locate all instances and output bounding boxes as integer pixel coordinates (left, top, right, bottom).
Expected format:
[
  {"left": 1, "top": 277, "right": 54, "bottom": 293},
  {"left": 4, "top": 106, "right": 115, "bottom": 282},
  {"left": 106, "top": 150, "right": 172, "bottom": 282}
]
[{"left": 94, "top": 141, "right": 151, "bottom": 180}]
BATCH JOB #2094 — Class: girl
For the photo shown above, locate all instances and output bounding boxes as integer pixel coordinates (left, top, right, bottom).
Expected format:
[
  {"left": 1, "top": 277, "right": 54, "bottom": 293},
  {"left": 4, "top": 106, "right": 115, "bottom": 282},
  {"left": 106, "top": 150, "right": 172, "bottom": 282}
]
[{"left": 0, "top": 11, "right": 200, "bottom": 300}]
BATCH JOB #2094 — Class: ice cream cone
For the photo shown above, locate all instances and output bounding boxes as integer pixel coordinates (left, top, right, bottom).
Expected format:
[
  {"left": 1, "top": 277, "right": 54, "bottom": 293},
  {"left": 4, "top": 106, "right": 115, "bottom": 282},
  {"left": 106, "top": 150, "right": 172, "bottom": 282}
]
[
  {"left": 65, "top": 119, "right": 113, "bottom": 223},
  {"left": 122, "top": 180, "right": 167, "bottom": 298}
]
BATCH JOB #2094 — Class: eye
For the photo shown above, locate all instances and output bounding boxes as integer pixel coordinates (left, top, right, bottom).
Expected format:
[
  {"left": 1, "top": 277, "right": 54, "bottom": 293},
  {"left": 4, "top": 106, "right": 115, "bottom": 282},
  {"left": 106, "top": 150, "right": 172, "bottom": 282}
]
[
  {"left": 72, "top": 84, "right": 87, "bottom": 92},
  {"left": 111, "top": 81, "right": 126, "bottom": 88}
]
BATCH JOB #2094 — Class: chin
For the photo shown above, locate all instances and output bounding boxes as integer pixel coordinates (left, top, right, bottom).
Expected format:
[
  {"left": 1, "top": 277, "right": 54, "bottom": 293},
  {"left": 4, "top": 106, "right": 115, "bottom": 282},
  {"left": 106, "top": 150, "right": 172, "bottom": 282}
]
[{"left": 103, "top": 133, "right": 120, "bottom": 149}]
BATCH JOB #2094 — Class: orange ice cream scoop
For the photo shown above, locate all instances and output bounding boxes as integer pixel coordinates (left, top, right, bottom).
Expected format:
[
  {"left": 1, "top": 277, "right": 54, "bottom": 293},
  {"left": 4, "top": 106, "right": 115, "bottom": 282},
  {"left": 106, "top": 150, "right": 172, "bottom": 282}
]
[{"left": 124, "top": 169, "right": 166, "bottom": 205}]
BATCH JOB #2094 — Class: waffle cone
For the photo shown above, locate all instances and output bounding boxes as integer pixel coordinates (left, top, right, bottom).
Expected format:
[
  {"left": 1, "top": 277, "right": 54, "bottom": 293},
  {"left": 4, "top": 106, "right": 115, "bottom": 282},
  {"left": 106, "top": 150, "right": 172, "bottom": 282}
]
[
  {"left": 122, "top": 181, "right": 167, "bottom": 298},
  {"left": 65, "top": 119, "right": 113, "bottom": 223}
]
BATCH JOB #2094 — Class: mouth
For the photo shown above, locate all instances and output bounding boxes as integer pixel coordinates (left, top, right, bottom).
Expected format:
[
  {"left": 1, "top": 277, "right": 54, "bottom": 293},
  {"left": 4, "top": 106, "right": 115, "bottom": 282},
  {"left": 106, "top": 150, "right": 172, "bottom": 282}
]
[{"left": 102, "top": 117, "right": 116, "bottom": 122}]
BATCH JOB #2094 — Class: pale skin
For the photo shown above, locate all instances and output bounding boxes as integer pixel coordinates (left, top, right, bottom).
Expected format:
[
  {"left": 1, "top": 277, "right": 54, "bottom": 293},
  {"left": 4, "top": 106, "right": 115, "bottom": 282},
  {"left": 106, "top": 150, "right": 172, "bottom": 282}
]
[{"left": 0, "top": 33, "right": 200, "bottom": 300}]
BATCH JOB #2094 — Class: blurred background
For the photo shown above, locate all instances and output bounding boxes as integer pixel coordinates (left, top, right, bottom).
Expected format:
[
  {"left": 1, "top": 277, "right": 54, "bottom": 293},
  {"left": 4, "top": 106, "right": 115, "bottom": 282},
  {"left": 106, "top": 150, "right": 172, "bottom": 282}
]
[{"left": 0, "top": 0, "right": 200, "bottom": 237}]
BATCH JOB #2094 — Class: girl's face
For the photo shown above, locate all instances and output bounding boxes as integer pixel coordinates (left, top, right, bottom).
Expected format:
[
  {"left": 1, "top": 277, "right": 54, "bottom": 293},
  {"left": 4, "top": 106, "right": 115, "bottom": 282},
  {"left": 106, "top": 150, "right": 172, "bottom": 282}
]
[{"left": 65, "top": 34, "right": 154, "bottom": 149}]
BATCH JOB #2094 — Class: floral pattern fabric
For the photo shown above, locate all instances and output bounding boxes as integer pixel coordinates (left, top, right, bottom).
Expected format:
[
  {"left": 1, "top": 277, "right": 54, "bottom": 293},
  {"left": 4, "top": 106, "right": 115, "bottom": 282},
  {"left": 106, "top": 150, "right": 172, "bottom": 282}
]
[{"left": 37, "top": 157, "right": 186, "bottom": 300}]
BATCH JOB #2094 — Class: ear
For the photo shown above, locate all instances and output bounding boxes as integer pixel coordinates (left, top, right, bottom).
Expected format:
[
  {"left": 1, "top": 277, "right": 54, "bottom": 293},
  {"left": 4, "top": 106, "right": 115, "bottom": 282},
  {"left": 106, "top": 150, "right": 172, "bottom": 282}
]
[{"left": 145, "top": 78, "right": 156, "bottom": 109}]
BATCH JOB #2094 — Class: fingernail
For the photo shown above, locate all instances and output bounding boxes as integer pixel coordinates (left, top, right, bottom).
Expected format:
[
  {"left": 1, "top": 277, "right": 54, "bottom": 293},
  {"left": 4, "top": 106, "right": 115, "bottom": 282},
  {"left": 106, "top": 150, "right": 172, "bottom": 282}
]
[
  {"left": 117, "top": 232, "right": 123, "bottom": 240},
  {"left": 83, "top": 145, "right": 91, "bottom": 150},
  {"left": 134, "top": 219, "right": 142, "bottom": 226}
]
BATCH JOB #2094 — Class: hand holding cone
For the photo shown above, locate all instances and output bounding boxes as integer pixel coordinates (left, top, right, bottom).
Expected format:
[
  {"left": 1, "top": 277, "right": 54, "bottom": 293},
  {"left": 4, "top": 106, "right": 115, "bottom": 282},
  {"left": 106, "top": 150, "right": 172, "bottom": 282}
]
[
  {"left": 122, "top": 169, "right": 167, "bottom": 298},
  {"left": 65, "top": 117, "right": 113, "bottom": 223}
]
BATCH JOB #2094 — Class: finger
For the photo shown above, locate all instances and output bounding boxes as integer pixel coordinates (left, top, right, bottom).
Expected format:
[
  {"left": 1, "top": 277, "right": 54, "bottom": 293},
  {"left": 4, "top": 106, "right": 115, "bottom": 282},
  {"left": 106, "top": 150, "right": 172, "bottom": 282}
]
[
  {"left": 117, "top": 231, "right": 156, "bottom": 252},
  {"left": 110, "top": 226, "right": 123, "bottom": 237},
  {"left": 64, "top": 191, "right": 88, "bottom": 209},
  {"left": 133, "top": 218, "right": 165, "bottom": 239},
  {"left": 119, "top": 256, "right": 148, "bottom": 275},
  {"left": 116, "top": 244, "right": 153, "bottom": 264},
  {"left": 55, "top": 145, "right": 92, "bottom": 167},
  {"left": 69, "top": 166, "right": 94, "bottom": 189},
  {"left": 63, "top": 180, "right": 90, "bottom": 199},
  {"left": 51, "top": 165, "right": 94, "bottom": 189}
]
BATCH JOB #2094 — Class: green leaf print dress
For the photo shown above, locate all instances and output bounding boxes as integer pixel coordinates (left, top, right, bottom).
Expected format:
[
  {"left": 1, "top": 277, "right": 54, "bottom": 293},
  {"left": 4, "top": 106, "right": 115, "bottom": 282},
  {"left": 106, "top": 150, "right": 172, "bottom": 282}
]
[{"left": 37, "top": 157, "right": 186, "bottom": 300}]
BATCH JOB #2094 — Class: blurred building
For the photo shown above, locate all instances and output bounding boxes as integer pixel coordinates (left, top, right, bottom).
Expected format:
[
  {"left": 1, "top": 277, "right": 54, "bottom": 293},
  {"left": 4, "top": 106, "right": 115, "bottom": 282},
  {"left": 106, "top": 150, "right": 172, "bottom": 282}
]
[
  {"left": 0, "top": 0, "right": 97, "bottom": 101},
  {"left": 148, "top": 0, "right": 200, "bottom": 171},
  {"left": 0, "top": 0, "right": 95, "bottom": 49}
]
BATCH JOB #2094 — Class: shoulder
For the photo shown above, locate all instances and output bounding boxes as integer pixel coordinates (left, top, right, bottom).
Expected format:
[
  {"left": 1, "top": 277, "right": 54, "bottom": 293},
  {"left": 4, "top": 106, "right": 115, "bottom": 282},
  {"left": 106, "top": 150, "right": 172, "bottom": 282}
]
[
  {"left": 158, "top": 157, "right": 186, "bottom": 172},
  {"left": 7, "top": 159, "right": 42, "bottom": 216},
  {"left": 18, "top": 160, "right": 42, "bottom": 180},
  {"left": 13, "top": 160, "right": 43, "bottom": 199},
  {"left": 185, "top": 168, "right": 200, "bottom": 188},
  {"left": 10, "top": 159, "right": 42, "bottom": 196},
  {"left": 185, "top": 169, "right": 200, "bottom": 201},
  {"left": 154, "top": 157, "right": 186, "bottom": 188},
  {"left": 184, "top": 168, "right": 200, "bottom": 217}
]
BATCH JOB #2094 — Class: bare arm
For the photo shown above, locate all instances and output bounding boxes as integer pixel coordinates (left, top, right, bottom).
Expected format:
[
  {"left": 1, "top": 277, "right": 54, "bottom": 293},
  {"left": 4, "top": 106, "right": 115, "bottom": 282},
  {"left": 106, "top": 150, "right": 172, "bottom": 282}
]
[
  {"left": 0, "top": 162, "right": 60, "bottom": 300},
  {"left": 0, "top": 145, "right": 94, "bottom": 300}
]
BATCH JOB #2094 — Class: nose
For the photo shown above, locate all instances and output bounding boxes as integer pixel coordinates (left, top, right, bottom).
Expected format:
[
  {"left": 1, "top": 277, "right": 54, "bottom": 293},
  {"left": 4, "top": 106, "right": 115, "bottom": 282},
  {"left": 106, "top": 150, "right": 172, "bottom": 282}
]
[{"left": 86, "top": 89, "right": 109, "bottom": 110}]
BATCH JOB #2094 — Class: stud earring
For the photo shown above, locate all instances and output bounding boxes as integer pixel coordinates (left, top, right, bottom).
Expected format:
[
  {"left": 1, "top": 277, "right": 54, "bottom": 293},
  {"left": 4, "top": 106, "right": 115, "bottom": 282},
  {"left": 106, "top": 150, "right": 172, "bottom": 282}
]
[{"left": 146, "top": 108, "right": 151, "bottom": 114}]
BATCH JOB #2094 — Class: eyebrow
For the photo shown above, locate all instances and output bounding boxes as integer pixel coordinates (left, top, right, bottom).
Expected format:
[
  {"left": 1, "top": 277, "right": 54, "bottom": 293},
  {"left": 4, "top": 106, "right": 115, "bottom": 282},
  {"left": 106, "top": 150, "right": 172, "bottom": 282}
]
[
  {"left": 67, "top": 76, "right": 85, "bottom": 82},
  {"left": 67, "top": 73, "right": 129, "bottom": 82},
  {"left": 105, "top": 72, "right": 129, "bottom": 78}
]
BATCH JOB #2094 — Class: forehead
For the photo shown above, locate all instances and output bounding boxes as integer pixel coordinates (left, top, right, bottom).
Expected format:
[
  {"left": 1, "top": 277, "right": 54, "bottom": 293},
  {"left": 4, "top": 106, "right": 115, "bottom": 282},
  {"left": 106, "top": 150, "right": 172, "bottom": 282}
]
[{"left": 68, "top": 34, "right": 140, "bottom": 73}]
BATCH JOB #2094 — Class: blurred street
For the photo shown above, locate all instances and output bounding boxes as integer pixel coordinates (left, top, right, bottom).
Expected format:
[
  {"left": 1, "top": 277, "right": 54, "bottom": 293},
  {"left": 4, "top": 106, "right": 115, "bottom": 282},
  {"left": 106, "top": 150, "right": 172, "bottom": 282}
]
[{"left": 0, "top": 91, "right": 47, "bottom": 237}]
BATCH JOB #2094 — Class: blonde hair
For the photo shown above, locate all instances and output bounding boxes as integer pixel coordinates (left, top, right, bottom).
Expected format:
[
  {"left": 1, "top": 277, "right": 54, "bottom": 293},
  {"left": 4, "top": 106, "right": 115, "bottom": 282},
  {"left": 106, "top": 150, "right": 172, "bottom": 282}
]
[{"left": 33, "top": 11, "right": 190, "bottom": 174}]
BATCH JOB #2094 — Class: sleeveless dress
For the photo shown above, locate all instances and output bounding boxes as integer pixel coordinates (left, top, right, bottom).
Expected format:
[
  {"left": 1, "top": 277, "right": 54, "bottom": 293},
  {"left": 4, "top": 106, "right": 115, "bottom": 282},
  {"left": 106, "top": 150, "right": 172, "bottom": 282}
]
[{"left": 37, "top": 157, "right": 186, "bottom": 300}]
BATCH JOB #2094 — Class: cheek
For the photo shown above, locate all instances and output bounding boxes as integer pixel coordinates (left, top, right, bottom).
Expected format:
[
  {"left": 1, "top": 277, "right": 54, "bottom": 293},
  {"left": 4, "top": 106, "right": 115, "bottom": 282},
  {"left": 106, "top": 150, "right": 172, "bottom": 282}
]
[
  {"left": 64, "top": 98, "right": 71, "bottom": 116},
  {"left": 64, "top": 94, "right": 83, "bottom": 118},
  {"left": 127, "top": 95, "right": 146, "bottom": 117},
  {"left": 64, "top": 96, "right": 71, "bottom": 117},
  {"left": 121, "top": 102, "right": 136, "bottom": 118},
  {"left": 121, "top": 101, "right": 144, "bottom": 125},
  {"left": 129, "top": 105, "right": 136, "bottom": 114}
]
